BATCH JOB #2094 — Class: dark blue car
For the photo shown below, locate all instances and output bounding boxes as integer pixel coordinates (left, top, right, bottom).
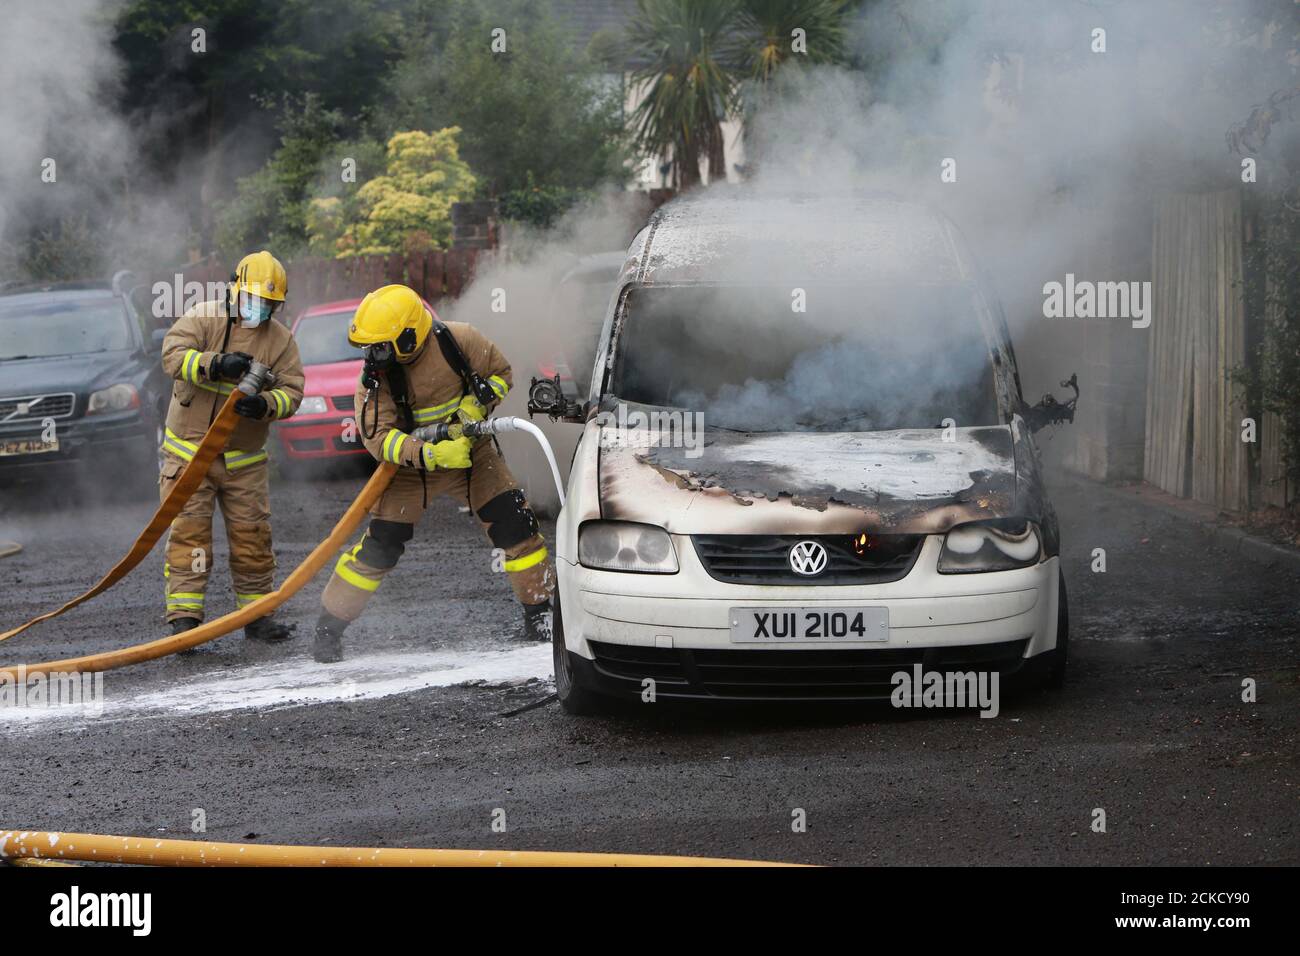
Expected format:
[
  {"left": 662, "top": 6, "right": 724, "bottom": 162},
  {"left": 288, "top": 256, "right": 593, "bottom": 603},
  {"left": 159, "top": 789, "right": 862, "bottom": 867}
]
[{"left": 0, "top": 275, "right": 168, "bottom": 488}]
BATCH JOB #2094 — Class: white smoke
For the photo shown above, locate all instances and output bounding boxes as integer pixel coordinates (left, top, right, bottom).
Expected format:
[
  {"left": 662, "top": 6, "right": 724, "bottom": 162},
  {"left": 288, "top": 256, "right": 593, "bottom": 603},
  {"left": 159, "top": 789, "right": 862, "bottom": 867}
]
[{"left": 0, "top": 0, "right": 136, "bottom": 271}]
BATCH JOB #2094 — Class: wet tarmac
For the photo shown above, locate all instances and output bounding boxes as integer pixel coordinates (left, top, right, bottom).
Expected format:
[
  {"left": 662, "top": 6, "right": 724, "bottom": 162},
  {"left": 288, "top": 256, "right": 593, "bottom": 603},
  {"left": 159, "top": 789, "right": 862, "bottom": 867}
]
[{"left": 1, "top": 461, "right": 1296, "bottom": 865}]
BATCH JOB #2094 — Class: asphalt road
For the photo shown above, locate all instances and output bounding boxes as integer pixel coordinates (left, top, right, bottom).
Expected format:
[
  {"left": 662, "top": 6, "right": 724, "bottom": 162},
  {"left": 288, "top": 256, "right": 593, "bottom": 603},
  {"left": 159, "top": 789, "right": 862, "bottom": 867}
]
[{"left": 1, "top": 458, "right": 1296, "bottom": 865}]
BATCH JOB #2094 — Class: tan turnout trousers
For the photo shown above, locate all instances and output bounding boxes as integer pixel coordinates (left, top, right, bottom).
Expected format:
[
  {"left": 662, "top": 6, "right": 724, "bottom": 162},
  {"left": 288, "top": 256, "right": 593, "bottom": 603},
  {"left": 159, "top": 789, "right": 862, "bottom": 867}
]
[
  {"left": 160, "top": 454, "right": 276, "bottom": 622},
  {"left": 320, "top": 438, "right": 552, "bottom": 623},
  {"left": 157, "top": 299, "right": 303, "bottom": 624},
  {"left": 318, "top": 320, "right": 553, "bottom": 626}
]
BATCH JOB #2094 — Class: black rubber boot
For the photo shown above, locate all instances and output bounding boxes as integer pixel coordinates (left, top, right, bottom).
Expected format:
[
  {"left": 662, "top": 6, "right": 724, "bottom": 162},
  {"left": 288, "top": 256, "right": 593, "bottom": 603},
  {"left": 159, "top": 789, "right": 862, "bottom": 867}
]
[
  {"left": 522, "top": 601, "right": 553, "bottom": 643},
  {"left": 170, "top": 616, "right": 201, "bottom": 656},
  {"left": 244, "top": 616, "right": 297, "bottom": 643},
  {"left": 313, "top": 612, "right": 347, "bottom": 663}
]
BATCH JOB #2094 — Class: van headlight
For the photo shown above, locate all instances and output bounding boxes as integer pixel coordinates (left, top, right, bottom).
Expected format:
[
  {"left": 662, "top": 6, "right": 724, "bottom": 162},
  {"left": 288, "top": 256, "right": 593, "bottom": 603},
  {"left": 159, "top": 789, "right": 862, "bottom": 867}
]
[
  {"left": 87, "top": 383, "right": 140, "bottom": 415},
  {"left": 579, "top": 521, "right": 679, "bottom": 573},
  {"left": 938, "top": 519, "right": 1043, "bottom": 573},
  {"left": 299, "top": 396, "right": 328, "bottom": 414}
]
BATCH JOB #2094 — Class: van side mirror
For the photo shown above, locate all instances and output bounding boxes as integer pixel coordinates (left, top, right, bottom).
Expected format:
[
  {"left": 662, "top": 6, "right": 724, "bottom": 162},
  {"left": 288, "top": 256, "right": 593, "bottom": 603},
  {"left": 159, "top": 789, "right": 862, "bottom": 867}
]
[
  {"left": 526, "top": 374, "right": 586, "bottom": 424},
  {"left": 1021, "top": 373, "right": 1079, "bottom": 432},
  {"left": 150, "top": 328, "right": 168, "bottom": 353}
]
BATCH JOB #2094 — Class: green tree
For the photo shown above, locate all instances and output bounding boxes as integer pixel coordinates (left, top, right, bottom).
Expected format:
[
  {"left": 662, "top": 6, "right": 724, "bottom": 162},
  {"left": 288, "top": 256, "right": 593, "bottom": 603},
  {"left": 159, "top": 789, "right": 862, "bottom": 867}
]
[
  {"left": 1226, "top": 1, "right": 1300, "bottom": 483},
  {"left": 113, "top": 0, "right": 421, "bottom": 253},
  {"left": 9, "top": 216, "right": 105, "bottom": 282},
  {"left": 214, "top": 95, "right": 347, "bottom": 258},
  {"left": 387, "top": 0, "right": 628, "bottom": 197},
  {"left": 731, "top": 0, "right": 853, "bottom": 172},
  {"left": 735, "top": 0, "right": 849, "bottom": 84},
  {"left": 310, "top": 128, "right": 476, "bottom": 257},
  {"left": 626, "top": 0, "right": 740, "bottom": 189}
]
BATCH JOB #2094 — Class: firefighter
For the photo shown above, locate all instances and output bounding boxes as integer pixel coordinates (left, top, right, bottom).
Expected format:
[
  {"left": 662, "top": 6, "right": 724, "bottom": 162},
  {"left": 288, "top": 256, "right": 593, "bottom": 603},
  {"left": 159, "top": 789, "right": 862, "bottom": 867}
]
[
  {"left": 159, "top": 250, "right": 305, "bottom": 641},
  {"left": 312, "top": 283, "right": 553, "bottom": 663}
]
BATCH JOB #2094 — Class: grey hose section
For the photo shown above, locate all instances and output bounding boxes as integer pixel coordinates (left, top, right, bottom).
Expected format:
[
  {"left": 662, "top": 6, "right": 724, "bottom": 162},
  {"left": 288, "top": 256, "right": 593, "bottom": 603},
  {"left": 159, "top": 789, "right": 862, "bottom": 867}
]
[
  {"left": 477, "top": 417, "right": 567, "bottom": 507},
  {"left": 411, "top": 416, "right": 567, "bottom": 506}
]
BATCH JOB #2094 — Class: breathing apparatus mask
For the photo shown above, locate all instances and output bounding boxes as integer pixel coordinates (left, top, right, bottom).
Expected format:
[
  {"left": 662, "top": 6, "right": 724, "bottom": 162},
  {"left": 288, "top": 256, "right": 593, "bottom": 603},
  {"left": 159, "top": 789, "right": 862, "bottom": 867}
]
[{"left": 360, "top": 341, "right": 397, "bottom": 389}]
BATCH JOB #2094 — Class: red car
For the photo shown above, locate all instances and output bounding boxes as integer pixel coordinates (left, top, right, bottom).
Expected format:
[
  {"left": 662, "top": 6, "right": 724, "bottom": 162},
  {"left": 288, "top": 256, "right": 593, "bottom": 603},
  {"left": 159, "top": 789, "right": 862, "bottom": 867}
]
[{"left": 274, "top": 297, "right": 428, "bottom": 476}]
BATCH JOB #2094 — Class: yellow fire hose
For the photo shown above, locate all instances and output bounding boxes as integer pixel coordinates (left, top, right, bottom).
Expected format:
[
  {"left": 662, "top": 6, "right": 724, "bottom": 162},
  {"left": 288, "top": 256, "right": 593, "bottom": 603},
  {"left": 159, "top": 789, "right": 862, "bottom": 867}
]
[
  {"left": 0, "top": 405, "right": 778, "bottom": 868},
  {"left": 0, "top": 462, "right": 395, "bottom": 681},
  {"left": 0, "top": 830, "right": 792, "bottom": 867},
  {"left": 0, "top": 391, "right": 243, "bottom": 643}
]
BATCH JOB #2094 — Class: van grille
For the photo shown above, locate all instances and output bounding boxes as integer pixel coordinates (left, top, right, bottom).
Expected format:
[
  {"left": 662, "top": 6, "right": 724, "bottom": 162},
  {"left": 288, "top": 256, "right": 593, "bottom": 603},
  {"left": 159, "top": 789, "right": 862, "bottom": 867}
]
[
  {"left": 332, "top": 395, "right": 355, "bottom": 412},
  {"left": 692, "top": 533, "right": 922, "bottom": 585}
]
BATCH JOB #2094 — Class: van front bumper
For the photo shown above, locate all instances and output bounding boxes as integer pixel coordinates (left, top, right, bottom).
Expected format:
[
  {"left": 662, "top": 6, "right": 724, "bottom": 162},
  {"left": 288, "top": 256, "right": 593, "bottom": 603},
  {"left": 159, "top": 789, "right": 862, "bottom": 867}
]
[{"left": 556, "top": 535, "right": 1061, "bottom": 701}]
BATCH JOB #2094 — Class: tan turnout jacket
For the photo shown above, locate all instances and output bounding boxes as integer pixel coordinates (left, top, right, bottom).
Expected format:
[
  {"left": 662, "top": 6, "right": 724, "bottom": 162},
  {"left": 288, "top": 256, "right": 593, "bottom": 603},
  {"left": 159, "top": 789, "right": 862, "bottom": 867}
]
[
  {"left": 357, "top": 321, "right": 511, "bottom": 468},
  {"left": 160, "top": 300, "right": 305, "bottom": 469}
]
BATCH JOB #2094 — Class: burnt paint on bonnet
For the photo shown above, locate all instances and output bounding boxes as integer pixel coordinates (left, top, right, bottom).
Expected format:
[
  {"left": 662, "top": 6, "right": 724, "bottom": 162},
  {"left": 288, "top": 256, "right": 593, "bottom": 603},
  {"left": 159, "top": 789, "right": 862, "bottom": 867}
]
[
  {"left": 598, "top": 424, "right": 1042, "bottom": 537},
  {"left": 589, "top": 193, "right": 1061, "bottom": 547}
]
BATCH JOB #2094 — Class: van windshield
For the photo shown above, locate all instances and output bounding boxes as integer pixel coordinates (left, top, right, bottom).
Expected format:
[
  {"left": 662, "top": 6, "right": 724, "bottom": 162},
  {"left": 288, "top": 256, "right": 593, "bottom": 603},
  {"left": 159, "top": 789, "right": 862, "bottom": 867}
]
[{"left": 608, "top": 284, "right": 1002, "bottom": 433}]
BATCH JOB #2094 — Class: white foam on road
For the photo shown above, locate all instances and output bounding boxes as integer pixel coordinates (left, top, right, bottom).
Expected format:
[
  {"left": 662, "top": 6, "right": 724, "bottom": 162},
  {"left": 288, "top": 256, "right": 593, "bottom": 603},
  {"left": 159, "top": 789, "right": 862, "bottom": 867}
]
[{"left": 0, "top": 644, "right": 553, "bottom": 727}]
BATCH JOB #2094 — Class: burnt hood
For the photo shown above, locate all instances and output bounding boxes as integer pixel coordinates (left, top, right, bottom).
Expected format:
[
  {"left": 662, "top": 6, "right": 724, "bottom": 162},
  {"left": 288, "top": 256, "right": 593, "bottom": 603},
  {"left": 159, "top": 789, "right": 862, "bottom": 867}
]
[{"left": 598, "top": 425, "right": 1021, "bottom": 535}]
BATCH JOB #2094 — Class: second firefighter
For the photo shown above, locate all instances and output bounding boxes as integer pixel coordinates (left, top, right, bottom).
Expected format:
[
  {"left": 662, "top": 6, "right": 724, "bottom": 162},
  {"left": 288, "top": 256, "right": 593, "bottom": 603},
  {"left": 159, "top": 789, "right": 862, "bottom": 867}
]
[{"left": 313, "top": 284, "right": 554, "bottom": 662}]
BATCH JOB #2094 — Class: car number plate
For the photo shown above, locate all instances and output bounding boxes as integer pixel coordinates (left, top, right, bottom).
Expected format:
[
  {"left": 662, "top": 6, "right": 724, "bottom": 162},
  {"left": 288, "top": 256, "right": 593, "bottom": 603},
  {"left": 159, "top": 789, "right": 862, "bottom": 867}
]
[
  {"left": 729, "top": 606, "right": 889, "bottom": 643},
  {"left": 0, "top": 437, "right": 58, "bottom": 457}
]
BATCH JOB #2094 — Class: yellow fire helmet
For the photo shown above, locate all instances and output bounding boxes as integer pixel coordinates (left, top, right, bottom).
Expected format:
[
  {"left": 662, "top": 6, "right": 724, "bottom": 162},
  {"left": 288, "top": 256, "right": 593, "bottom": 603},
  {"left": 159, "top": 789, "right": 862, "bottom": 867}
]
[
  {"left": 228, "top": 250, "right": 287, "bottom": 306},
  {"left": 348, "top": 284, "right": 432, "bottom": 361}
]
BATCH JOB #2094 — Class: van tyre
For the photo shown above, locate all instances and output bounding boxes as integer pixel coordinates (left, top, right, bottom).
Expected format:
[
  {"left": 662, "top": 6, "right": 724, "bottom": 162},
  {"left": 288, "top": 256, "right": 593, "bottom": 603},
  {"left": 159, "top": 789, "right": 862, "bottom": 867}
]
[
  {"left": 552, "top": 591, "right": 611, "bottom": 716},
  {"left": 1046, "top": 569, "right": 1069, "bottom": 689}
]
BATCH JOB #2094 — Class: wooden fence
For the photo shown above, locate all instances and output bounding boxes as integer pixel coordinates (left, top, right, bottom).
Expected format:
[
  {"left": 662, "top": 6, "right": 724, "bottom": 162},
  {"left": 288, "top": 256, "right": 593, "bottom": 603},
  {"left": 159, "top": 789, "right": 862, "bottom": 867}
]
[
  {"left": 1144, "top": 189, "right": 1250, "bottom": 512},
  {"left": 1145, "top": 188, "right": 1297, "bottom": 511}
]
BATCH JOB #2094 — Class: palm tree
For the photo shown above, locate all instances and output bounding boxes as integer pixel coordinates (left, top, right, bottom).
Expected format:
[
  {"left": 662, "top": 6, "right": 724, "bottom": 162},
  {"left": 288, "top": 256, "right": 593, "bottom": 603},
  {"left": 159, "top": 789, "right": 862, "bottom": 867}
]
[
  {"left": 735, "top": 0, "right": 850, "bottom": 85},
  {"left": 728, "top": 0, "right": 851, "bottom": 173},
  {"left": 627, "top": 0, "right": 741, "bottom": 190}
]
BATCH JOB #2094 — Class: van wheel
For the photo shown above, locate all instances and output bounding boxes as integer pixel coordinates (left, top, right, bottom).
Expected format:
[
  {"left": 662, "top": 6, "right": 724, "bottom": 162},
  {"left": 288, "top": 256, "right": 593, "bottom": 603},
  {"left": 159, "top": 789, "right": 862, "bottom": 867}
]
[
  {"left": 552, "top": 591, "right": 610, "bottom": 716},
  {"left": 1047, "top": 570, "right": 1069, "bottom": 689}
]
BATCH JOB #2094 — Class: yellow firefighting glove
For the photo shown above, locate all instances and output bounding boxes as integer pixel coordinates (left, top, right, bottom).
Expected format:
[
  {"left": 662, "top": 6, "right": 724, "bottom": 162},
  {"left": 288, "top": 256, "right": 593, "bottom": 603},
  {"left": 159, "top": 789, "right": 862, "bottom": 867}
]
[
  {"left": 457, "top": 394, "right": 487, "bottom": 423},
  {"left": 421, "top": 436, "right": 472, "bottom": 470}
]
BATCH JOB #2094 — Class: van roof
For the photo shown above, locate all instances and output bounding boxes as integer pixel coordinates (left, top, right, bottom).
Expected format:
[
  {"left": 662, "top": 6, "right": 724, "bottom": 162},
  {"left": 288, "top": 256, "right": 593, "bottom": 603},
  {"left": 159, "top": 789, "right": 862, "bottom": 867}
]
[{"left": 632, "top": 192, "right": 974, "bottom": 287}]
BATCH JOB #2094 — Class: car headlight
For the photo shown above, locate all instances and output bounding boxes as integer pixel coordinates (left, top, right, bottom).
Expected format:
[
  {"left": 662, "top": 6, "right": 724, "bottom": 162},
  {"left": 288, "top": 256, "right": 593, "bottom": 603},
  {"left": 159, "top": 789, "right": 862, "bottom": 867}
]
[
  {"left": 86, "top": 383, "right": 140, "bottom": 415},
  {"left": 579, "top": 520, "right": 678, "bottom": 573},
  {"left": 938, "top": 519, "right": 1043, "bottom": 573},
  {"left": 298, "top": 396, "right": 328, "bottom": 414}
]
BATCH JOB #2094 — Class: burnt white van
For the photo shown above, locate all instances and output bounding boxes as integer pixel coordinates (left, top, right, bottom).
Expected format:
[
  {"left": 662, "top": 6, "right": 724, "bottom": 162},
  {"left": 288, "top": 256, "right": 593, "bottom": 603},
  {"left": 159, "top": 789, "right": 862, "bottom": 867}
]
[{"left": 544, "top": 193, "right": 1076, "bottom": 713}]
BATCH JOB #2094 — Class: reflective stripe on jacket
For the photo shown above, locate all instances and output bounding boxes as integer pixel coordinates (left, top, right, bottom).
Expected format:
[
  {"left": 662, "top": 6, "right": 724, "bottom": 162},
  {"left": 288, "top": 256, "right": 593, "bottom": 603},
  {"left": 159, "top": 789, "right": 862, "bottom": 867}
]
[
  {"left": 355, "top": 321, "right": 512, "bottom": 470},
  {"left": 161, "top": 299, "right": 306, "bottom": 457}
]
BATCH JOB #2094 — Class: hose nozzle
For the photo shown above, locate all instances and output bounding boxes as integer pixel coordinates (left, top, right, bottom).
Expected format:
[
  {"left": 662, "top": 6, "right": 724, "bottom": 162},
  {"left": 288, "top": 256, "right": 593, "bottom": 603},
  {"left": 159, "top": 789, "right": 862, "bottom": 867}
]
[
  {"left": 411, "top": 417, "right": 564, "bottom": 505},
  {"left": 237, "top": 360, "right": 277, "bottom": 397},
  {"left": 411, "top": 418, "right": 516, "bottom": 444}
]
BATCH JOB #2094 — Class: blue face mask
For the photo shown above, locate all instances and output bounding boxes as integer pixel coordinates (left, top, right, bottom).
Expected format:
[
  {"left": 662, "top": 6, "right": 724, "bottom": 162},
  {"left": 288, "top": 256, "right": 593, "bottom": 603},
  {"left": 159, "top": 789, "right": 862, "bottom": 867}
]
[{"left": 239, "top": 292, "right": 274, "bottom": 329}]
